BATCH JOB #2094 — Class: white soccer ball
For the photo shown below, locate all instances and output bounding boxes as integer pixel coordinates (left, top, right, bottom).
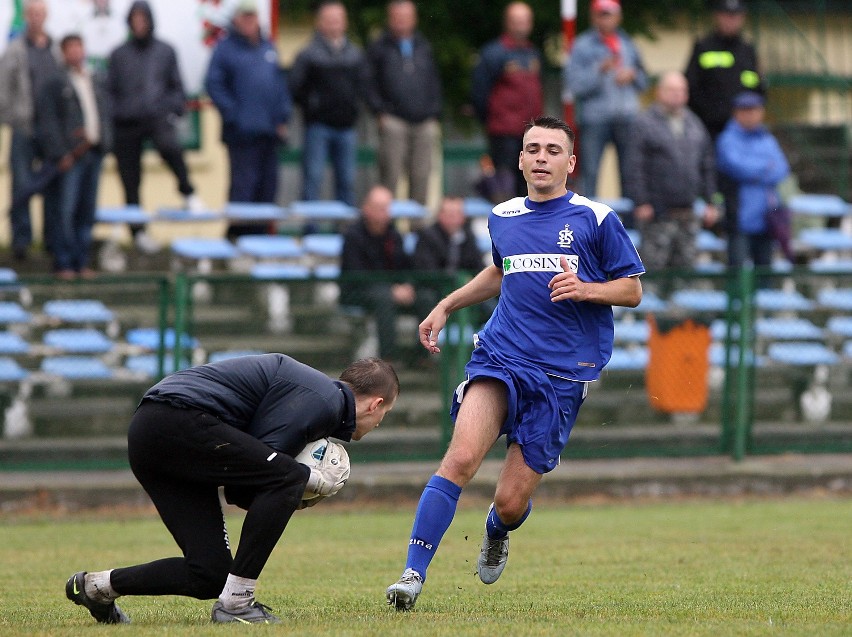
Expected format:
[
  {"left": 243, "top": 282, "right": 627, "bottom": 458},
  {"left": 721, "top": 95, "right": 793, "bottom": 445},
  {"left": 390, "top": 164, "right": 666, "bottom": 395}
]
[{"left": 295, "top": 438, "right": 351, "bottom": 501}]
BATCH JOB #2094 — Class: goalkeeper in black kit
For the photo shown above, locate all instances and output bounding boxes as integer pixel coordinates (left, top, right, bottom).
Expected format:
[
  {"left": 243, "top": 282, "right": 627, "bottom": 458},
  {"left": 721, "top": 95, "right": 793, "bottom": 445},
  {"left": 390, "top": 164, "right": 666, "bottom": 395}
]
[{"left": 65, "top": 355, "right": 398, "bottom": 625}]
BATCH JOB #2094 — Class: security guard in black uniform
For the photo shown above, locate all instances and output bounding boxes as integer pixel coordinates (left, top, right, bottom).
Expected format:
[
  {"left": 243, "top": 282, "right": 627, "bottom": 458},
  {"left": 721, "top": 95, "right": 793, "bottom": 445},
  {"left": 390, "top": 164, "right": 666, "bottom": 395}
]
[{"left": 684, "top": 0, "right": 764, "bottom": 140}]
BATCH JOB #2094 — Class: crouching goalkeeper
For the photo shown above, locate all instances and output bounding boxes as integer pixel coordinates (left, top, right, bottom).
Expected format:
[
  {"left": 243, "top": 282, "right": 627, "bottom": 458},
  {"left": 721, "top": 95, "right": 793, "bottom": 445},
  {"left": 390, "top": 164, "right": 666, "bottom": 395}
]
[{"left": 66, "top": 354, "right": 398, "bottom": 625}]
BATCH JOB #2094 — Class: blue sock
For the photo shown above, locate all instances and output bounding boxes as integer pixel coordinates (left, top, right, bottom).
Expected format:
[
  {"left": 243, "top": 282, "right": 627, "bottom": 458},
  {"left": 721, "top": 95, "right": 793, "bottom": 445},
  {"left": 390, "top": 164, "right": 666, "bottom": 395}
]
[
  {"left": 486, "top": 499, "right": 532, "bottom": 539},
  {"left": 404, "top": 475, "right": 462, "bottom": 581}
]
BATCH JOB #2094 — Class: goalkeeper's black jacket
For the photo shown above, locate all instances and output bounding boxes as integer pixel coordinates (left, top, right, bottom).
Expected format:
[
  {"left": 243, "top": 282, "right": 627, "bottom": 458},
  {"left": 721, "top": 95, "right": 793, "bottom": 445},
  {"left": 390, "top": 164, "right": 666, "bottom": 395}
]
[{"left": 141, "top": 353, "right": 356, "bottom": 456}]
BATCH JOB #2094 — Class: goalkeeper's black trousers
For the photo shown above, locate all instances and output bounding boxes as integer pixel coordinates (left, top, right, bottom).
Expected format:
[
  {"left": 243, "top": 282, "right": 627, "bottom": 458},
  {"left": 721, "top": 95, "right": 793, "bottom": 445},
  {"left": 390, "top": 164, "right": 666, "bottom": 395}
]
[{"left": 109, "top": 400, "right": 309, "bottom": 599}]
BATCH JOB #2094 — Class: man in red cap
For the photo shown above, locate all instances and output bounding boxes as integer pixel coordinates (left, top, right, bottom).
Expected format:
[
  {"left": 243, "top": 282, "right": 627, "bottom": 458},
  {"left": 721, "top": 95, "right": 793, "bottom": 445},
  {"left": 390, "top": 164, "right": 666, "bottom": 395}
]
[{"left": 564, "top": 0, "right": 647, "bottom": 197}]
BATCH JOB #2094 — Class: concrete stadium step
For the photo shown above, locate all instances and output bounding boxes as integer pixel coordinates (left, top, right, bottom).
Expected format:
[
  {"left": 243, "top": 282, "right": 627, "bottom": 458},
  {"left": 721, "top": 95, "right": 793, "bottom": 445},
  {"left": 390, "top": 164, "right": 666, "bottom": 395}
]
[{"left": 4, "top": 424, "right": 849, "bottom": 472}]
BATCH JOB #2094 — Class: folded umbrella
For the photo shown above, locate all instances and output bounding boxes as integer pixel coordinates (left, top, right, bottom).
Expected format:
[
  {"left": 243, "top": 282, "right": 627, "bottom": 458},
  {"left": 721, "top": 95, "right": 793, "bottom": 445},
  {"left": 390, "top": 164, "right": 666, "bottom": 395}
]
[{"left": 7, "top": 136, "right": 92, "bottom": 211}]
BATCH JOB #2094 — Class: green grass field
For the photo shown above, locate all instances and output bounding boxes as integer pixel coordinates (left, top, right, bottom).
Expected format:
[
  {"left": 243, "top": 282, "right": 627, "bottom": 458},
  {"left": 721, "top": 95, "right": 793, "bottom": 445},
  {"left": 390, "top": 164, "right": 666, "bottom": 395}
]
[{"left": 0, "top": 497, "right": 849, "bottom": 636}]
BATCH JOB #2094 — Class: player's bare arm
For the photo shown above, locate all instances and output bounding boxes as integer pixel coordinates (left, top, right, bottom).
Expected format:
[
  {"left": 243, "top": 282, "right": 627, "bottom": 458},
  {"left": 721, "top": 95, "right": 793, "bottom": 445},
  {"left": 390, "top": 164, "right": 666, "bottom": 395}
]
[
  {"left": 419, "top": 265, "right": 503, "bottom": 353},
  {"left": 548, "top": 256, "right": 642, "bottom": 307}
]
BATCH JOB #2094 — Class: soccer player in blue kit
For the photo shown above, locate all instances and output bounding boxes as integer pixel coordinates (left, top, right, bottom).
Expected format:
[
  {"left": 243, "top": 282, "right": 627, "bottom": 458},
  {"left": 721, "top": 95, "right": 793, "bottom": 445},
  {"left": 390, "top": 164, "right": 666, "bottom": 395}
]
[{"left": 386, "top": 115, "right": 645, "bottom": 610}]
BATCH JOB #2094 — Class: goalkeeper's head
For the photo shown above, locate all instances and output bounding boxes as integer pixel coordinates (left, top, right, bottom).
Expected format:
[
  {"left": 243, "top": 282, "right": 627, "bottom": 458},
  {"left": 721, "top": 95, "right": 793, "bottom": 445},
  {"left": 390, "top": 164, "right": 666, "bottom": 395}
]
[{"left": 340, "top": 358, "right": 400, "bottom": 440}]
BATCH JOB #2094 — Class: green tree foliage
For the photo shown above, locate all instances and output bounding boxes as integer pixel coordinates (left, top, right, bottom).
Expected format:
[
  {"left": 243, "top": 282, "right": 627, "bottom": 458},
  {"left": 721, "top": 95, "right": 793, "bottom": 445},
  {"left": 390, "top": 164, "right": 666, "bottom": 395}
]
[{"left": 282, "top": 0, "right": 707, "bottom": 123}]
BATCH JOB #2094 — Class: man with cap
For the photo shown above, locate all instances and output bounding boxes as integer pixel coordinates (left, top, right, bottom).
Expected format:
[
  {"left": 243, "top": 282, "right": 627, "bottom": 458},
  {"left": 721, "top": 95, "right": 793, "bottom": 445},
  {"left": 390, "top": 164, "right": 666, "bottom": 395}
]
[
  {"left": 565, "top": 0, "right": 647, "bottom": 198},
  {"left": 685, "top": 0, "right": 763, "bottom": 141},
  {"left": 716, "top": 91, "right": 789, "bottom": 271},
  {"left": 205, "top": 0, "right": 292, "bottom": 239}
]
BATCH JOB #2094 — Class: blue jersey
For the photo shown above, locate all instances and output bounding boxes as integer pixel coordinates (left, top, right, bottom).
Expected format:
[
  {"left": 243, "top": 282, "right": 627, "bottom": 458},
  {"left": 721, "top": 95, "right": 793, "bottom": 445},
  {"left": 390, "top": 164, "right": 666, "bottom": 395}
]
[{"left": 480, "top": 191, "right": 644, "bottom": 381}]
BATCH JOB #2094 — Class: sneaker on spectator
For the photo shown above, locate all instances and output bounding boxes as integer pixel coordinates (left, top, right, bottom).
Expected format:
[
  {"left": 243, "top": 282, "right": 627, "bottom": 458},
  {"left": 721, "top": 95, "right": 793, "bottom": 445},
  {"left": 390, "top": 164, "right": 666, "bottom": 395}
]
[
  {"left": 184, "top": 194, "right": 206, "bottom": 214},
  {"left": 134, "top": 230, "right": 162, "bottom": 254}
]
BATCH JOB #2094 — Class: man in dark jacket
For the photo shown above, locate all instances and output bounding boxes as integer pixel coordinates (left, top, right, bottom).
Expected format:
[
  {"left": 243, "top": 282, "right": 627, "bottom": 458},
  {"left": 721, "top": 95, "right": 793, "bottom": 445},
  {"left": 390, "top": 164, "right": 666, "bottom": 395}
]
[
  {"left": 471, "top": 2, "right": 543, "bottom": 197},
  {"left": 340, "top": 185, "right": 415, "bottom": 361},
  {"left": 623, "top": 71, "right": 717, "bottom": 271},
  {"left": 413, "top": 196, "right": 488, "bottom": 326},
  {"left": 289, "top": 1, "right": 366, "bottom": 206},
  {"left": 366, "top": 0, "right": 441, "bottom": 206},
  {"left": 66, "top": 354, "right": 398, "bottom": 625},
  {"left": 205, "top": 0, "right": 292, "bottom": 238},
  {"left": 36, "top": 34, "right": 113, "bottom": 279},
  {"left": 684, "top": 0, "right": 763, "bottom": 141},
  {"left": 108, "top": 0, "right": 202, "bottom": 250}
]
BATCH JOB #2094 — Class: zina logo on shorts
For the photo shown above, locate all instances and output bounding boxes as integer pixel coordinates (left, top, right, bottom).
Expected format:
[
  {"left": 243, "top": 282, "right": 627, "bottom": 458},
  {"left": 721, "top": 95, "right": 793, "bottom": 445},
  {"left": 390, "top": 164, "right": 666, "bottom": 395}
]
[{"left": 503, "top": 254, "right": 578, "bottom": 274}]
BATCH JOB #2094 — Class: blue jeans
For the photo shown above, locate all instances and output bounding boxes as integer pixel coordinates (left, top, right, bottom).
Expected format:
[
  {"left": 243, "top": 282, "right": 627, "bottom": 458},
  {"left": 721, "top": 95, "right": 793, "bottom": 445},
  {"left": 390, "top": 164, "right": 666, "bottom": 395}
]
[
  {"left": 301, "top": 123, "right": 356, "bottom": 205},
  {"left": 43, "top": 149, "right": 103, "bottom": 272},
  {"left": 577, "top": 117, "right": 633, "bottom": 197},
  {"left": 227, "top": 137, "right": 281, "bottom": 238},
  {"left": 9, "top": 128, "right": 37, "bottom": 250}
]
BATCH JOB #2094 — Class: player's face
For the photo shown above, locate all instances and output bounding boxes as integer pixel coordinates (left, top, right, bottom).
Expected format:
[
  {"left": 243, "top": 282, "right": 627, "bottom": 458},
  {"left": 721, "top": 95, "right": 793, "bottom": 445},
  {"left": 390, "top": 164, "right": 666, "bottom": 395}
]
[
  {"left": 352, "top": 396, "right": 396, "bottom": 440},
  {"left": 519, "top": 126, "right": 576, "bottom": 200}
]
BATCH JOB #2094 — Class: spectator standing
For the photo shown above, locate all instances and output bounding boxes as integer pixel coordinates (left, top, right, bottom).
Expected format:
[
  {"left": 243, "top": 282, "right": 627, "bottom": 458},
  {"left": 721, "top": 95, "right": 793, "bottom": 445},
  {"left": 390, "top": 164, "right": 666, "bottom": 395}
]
[
  {"left": 471, "top": 2, "right": 543, "bottom": 198},
  {"left": 565, "top": 0, "right": 647, "bottom": 197},
  {"left": 289, "top": 1, "right": 366, "bottom": 206},
  {"left": 623, "top": 71, "right": 717, "bottom": 271},
  {"left": 716, "top": 91, "right": 789, "bottom": 270},
  {"left": 366, "top": 0, "right": 442, "bottom": 206},
  {"left": 205, "top": 0, "right": 292, "bottom": 239},
  {"left": 36, "top": 34, "right": 113, "bottom": 280},
  {"left": 108, "top": 0, "right": 202, "bottom": 252},
  {"left": 685, "top": 0, "right": 762, "bottom": 141},
  {"left": 0, "top": 0, "right": 60, "bottom": 260},
  {"left": 340, "top": 185, "right": 415, "bottom": 362}
]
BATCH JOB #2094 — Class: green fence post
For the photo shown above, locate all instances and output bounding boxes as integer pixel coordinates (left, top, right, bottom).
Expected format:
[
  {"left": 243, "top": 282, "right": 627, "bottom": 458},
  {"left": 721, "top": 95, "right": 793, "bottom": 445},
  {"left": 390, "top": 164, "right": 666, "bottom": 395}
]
[
  {"left": 173, "top": 273, "right": 189, "bottom": 374},
  {"left": 733, "top": 266, "right": 755, "bottom": 461},
  {"left": 155, "top": 276, "right": 170, "bottom": 380},
  {"left": 719, "top": 270, "right": 741, "bottom": 453}
]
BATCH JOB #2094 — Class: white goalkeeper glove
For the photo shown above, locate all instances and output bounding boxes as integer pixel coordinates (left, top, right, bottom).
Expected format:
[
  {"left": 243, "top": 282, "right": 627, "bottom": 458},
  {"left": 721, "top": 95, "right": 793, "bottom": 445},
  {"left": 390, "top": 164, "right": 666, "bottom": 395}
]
[{"left": 299, "top": 440, "right": 350, "bottom": 498}]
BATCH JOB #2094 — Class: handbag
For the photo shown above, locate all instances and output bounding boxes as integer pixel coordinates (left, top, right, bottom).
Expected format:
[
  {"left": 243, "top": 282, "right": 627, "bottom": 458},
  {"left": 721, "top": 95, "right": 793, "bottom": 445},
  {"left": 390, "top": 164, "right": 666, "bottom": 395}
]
[{"left": 766, "top": 204, "right": 793, "bottom": 261}]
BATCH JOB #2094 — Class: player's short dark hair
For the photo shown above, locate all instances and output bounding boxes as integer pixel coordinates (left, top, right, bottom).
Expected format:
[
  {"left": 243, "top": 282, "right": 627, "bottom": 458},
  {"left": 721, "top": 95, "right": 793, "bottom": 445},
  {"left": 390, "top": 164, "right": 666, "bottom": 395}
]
[
  {"left": 524, "top": 116, "right": 576, "bottom": 145},
  {"left": 60, "top": 34, "right": 83, "bottom": 50},
  {"left": 340, "top": 358, "right": 400, "bottom": 402}
]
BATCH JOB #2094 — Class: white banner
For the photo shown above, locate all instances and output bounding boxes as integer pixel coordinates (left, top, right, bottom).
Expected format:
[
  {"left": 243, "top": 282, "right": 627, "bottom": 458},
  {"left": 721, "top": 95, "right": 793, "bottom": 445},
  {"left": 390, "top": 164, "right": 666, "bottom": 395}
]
[{"left": 1, "top": 0, "right": 272, "bottom": 95}]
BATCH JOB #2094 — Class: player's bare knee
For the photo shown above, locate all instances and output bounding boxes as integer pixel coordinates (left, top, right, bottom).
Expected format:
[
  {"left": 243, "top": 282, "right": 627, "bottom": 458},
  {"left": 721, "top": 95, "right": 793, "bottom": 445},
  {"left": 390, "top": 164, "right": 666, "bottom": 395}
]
[
  {"left": 437, "top": 452, "right": 478, "bottom": 486},
  {"left": 493, "top": 492, "right": 527, "bottom": 525}
]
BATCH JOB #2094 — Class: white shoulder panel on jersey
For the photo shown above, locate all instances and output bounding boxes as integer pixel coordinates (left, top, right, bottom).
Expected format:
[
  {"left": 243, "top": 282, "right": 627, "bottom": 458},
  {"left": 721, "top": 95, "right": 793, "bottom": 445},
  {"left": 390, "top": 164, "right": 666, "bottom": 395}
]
[
  {"left": 492, "top": 197, "right": 532, "bottom": 217},
  {"left": 569, "top": 193, "right": 613, "bottom": 226}
]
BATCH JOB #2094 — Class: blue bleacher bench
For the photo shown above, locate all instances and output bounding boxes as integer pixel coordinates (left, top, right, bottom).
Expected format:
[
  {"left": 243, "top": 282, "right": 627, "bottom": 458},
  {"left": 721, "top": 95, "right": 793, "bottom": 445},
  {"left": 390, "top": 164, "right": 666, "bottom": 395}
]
[
  {"left": 767, "top": 342, "right": 839, "bottom": 366},
  {"left": 171, "top": 238, "right": 239, "bottom": 260},
  {"left": 236, "top": 235, "right": 304, "bottom": 260},
  {"left": 43, "top": 299, "right": 114, "bottom": 323},
  {"left": 41, "top": 356, "right": 112, "bottom": 379},
  {"left": 43, "top": 329, "right": 114, "bottom": 354}
]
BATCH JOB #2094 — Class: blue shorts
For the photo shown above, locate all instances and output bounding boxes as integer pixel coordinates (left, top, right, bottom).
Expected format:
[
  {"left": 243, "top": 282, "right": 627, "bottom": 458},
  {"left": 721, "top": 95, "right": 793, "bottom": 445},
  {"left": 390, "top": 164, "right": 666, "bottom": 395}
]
[{"left": 449, "top": 338, "right": 589, "bottom": 474}]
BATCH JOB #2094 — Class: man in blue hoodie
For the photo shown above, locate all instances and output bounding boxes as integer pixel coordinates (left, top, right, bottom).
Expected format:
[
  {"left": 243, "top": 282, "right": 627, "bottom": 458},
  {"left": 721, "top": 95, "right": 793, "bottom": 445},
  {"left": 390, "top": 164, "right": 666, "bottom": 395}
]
[{"left": 205, "top": 0, "right": 292, "bottom": 238}]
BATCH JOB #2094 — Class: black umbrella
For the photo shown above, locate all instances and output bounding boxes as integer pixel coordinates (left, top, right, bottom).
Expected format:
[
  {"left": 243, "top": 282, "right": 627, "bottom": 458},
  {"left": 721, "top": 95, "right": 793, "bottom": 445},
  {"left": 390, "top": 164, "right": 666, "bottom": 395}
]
[
  {"left": 8, "top": 161, "right": 62, "bottom": 211},
  {"left": 8, "top": 136, "right": 91, "bottom": 211}
]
